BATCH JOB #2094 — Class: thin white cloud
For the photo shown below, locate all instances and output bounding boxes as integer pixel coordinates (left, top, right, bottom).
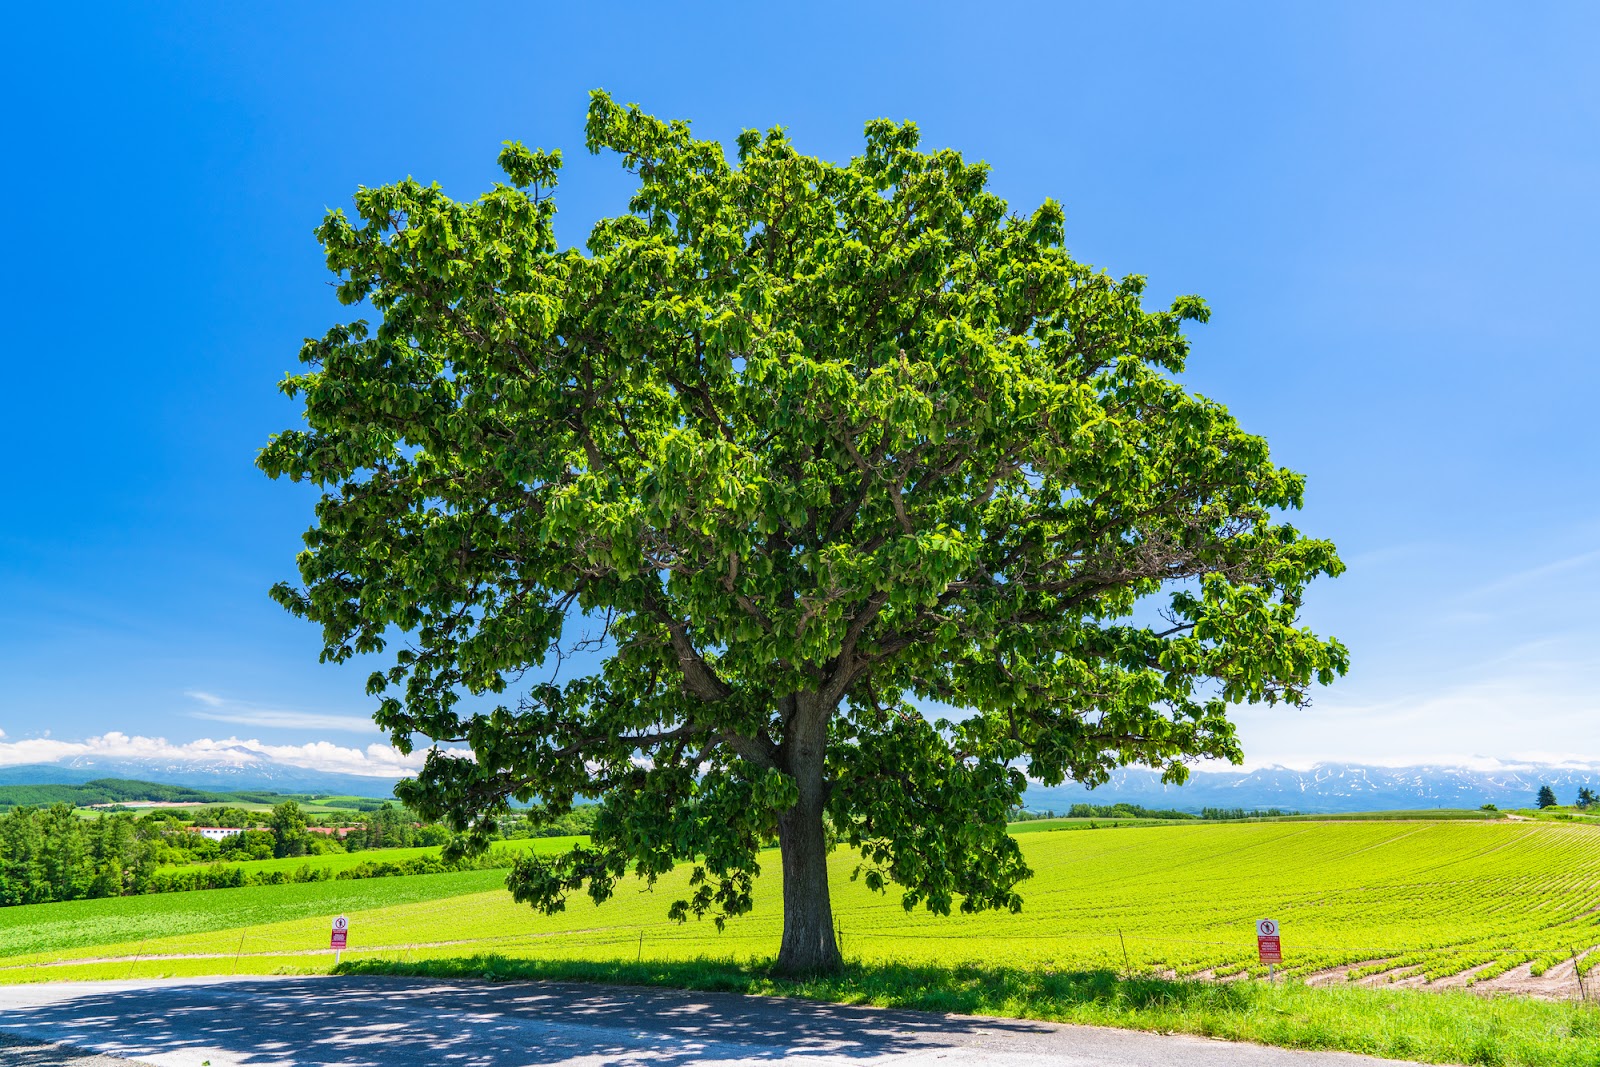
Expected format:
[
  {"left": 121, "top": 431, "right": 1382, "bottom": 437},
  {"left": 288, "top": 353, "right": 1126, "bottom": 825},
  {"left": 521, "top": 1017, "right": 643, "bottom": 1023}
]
[
  {"left": 1229, "top": 656, "right": 1600, "bottom": 769},
  {"left": 0, "top": 731, "right": 453, "bottom": 778},
  {"left": 1458, "top": 547, "right": 1600, "bottom": 602},
  {"left": 182, "top": 691, "right": 377, "bottom": 733}
]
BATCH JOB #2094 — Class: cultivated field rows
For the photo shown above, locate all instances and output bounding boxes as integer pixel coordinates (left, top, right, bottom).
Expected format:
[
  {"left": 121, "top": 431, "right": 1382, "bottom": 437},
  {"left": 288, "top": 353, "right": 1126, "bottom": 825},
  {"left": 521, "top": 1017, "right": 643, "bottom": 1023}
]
[{"left": 4, "top": 821, "right": 1597, "bottom": 996}]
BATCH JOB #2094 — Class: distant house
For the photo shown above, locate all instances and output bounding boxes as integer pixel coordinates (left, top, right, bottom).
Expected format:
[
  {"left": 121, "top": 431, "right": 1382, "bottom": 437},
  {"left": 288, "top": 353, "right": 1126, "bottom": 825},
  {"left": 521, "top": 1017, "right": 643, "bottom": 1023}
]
[
  {"left": 189, "top": 826, "right": 245, "bottom": 841},
  {"left": 308, "top": 826, "right": 357, "bottom": 838}
]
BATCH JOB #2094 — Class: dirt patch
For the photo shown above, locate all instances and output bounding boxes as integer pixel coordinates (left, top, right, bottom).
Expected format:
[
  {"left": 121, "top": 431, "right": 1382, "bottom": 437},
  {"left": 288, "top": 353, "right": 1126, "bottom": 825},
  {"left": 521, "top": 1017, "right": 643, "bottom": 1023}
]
[
  {"left": 1471, "top": 950, "right": 1594, "bottom": 998},
  {"left": 1303, "top": 959, "right": 1394, "bottom": 987}
]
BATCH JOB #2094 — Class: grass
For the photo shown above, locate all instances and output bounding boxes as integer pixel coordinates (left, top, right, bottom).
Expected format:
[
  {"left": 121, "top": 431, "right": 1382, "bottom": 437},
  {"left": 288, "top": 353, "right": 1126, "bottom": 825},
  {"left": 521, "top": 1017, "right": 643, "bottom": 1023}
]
[
  {"left": 8, "top": 818, "right": 1600, "bottom": 1064},
  {"left": 329, "top": 955, "right": 1600, "bottom": 1067},
  {"left": 0, "top": 868, "right": 514, "bottom": 961},
  {"left": 11, "top": 820, "right": 1600, "bottom": 982}
]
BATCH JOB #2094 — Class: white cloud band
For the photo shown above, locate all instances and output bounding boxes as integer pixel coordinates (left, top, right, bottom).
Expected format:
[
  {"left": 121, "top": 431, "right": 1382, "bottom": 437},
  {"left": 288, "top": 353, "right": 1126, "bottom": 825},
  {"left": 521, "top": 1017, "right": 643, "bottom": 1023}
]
[{"left": 0, "top": 732, "right": 438, "bottom": 778}]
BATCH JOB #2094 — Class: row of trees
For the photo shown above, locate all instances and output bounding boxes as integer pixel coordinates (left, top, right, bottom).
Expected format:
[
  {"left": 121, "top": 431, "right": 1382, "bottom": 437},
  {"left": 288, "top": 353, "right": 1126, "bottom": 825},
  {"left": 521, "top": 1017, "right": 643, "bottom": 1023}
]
[
  {"left": 1535, "top": 785, "right": 1597, "bottom": 809},
  {"left": 0, "top": 800, "right": 448, "bottom": 907}
]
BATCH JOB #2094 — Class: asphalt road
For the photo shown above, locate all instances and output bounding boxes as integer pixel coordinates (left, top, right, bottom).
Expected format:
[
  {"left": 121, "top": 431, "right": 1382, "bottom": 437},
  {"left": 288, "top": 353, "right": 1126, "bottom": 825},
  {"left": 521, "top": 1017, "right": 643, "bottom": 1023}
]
[{"left": 0, "top": 976, "right": 1428, "bottom": 1067}]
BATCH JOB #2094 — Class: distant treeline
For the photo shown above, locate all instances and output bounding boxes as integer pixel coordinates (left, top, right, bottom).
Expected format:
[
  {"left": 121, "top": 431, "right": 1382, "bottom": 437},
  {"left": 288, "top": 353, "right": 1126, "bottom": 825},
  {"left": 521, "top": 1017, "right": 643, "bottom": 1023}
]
[
  {"left": 503, "top": 805, "right": 601, "bottom": 838},
  {"left": 0, "top": 778, "right": 240, "bottom": 810},
  {"left": 0, "top": 777, "right": 396, "bottom": 813},
  {"left": 1014, "top": 804, "right": 1196, "bottom": 821},
  {"left": 0, "top": 798, "right": 603, "bottom": 907},
  {"left": 0, "top": 800, "right": 448, "bottom": 906},
  {"left": 1199, "top": 807, "right": 1298, "bottom": 820},
  {"left": 142, "top": 853, "right": 516, "bottom": 895},
  {"left": 1013, "top": 804, "right": 1301, "bottom": 821}
]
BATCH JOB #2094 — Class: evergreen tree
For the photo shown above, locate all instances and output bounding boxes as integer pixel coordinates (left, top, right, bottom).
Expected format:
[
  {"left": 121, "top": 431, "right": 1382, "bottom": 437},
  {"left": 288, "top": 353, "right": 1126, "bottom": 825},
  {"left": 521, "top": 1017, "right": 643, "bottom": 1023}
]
[{"left": 1536, "top": 784, "right": 1558, "bottom": 809}]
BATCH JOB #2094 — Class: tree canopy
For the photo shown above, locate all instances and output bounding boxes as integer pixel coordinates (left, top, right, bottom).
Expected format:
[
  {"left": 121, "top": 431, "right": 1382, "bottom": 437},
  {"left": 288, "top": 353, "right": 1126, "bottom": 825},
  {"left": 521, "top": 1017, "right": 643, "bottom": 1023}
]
[{"left": 260, "top": 91, "right": 1347, "bottom": 972}]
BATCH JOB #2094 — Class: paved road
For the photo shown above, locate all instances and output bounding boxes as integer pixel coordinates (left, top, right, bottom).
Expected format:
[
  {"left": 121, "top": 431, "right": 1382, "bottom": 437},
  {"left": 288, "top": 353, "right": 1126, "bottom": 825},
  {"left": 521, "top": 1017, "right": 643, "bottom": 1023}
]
[{"left": 0, "top": 976, "right": 1428, "bottom": 1067}]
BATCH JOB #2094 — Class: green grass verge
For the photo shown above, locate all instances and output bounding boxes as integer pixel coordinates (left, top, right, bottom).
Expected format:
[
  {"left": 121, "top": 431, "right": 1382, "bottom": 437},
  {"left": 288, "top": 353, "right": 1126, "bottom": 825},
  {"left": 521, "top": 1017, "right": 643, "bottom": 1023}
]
[{"left": 333, "top": 954, "right": 1600, "bottom": 1067}]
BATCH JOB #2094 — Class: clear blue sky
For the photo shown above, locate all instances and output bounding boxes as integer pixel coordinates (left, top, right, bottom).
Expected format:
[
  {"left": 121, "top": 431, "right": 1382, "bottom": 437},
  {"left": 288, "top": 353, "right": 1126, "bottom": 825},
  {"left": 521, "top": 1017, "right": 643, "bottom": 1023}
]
[{"left": 3, "top": 2, "right": 1597, "bottom": 776}]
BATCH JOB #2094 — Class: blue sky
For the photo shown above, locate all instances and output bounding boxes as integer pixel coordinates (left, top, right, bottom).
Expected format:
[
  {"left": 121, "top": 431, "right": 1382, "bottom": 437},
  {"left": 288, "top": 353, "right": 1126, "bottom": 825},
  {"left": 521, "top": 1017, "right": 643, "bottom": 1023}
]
[{"left": 2, "top": 2, "right": 1597, "bottom": 777}]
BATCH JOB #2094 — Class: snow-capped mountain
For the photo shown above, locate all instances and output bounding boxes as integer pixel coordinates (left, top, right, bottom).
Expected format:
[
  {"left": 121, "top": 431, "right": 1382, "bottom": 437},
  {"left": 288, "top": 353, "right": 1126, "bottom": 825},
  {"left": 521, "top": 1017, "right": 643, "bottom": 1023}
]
[
  {"left": 1023, "top": 762, "right": 1600, "bottom": 813},
  {"left": 3, "top": 756, "right": 1597, "bottom": 811}
]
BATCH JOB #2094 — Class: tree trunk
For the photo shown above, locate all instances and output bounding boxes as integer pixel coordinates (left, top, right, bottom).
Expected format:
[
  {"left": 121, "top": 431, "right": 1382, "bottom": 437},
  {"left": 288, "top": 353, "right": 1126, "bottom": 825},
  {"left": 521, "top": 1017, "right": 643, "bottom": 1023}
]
[{"left": 773, "top": 694, "right": 842, "bottom": 975}]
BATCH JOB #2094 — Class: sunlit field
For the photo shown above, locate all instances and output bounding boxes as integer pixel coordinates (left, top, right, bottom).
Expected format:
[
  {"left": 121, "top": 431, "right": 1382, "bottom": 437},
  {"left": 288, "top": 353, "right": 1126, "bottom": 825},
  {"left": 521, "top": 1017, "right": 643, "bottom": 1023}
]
[{"left": 7, "top": 820, "right": 1598, "bottom": 996}]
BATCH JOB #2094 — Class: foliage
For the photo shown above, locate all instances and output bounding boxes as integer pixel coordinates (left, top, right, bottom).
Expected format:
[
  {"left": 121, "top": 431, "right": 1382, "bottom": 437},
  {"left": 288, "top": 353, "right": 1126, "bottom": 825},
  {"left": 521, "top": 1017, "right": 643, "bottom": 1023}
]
[
  {"left": 269, "top": 801, "right": 310, "bottom": 858},
  {"left": 141, "top": 852, "right": 515, "bottom": 896},
  {"left": 1198, "top": 806, "right": 1296, "bottom": 820},
  {"left": 500, "top": 804, "right": 602, "bottom": 839},
  {"left": 0, "top": 779, "right": 238, "bottom": 811},
  {"left": 1537, "top": 785, "right": 1557, "bottom": 809},
  {"left": 261, "top": 92, "right": 1346, "bottom": 970},
  {"left": 0, "top": 800, "right": 470, "bottom": 908},
  {"left": 341, "top": 803, "right": 424, "bottom": 851},
  {"left": 1012, "top": 804, "right": 1194, "bottom": 821},
  {"left": 1577, "top": 787, "right": 1596, "bottom": 809}
]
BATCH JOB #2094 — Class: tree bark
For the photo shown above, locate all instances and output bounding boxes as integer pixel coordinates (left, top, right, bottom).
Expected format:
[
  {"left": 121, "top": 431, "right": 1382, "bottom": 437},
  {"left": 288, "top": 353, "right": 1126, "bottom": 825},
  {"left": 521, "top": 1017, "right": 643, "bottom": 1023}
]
[{"left": 773, "top": 694, "right": 842, "bottom": 975}]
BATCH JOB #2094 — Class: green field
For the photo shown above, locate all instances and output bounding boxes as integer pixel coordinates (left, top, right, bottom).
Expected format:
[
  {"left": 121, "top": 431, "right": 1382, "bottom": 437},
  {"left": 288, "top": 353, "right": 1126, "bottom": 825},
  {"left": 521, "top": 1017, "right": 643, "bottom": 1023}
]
[
  {"left": 6, "top": 819, "right": 1598, "bottom": 989},
  {"left": 8, "top": 818, "right": 1600, "bottom": 1065}
]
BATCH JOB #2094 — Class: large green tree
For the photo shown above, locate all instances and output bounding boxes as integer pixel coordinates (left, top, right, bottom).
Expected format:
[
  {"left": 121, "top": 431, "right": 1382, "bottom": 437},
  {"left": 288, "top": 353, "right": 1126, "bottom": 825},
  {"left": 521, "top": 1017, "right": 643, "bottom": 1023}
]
[{"left": 260, "top": 92, "right": 1346, "bottom": 974}]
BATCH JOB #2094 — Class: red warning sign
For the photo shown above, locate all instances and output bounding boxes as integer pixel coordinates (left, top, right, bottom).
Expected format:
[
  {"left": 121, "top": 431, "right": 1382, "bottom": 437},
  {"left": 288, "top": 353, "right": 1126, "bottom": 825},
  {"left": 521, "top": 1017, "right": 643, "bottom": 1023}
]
[
  {"left": 330, "top": 915, "right": 349, "bottom": 950},
  {"left": 1256, "top": 919, "right": 1282, "bottom": 963}
]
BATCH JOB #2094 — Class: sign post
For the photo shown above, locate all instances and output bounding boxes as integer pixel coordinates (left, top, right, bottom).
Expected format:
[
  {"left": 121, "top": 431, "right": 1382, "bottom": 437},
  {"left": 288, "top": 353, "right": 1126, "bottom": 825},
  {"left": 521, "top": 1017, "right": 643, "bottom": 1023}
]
[
  {"left": 1256, "top": 918, "right": 1282, "bottom": 979},
  {"left": 330, "top": 915, "right": 349, "bottom": 964}
]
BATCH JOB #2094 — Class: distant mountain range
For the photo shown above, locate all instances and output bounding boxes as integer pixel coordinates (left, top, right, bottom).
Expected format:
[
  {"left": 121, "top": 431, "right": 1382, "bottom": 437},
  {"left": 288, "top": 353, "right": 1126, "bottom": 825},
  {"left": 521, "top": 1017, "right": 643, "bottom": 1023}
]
[
  {"left": 2, "top": 757, "right": 1595, "bottom": 812},
  {"left": 1023, "top": 762, "right": 1600, "bottom": 813},
  {"left": 0, "top": 760, "right": 400, "bottom": 798}
]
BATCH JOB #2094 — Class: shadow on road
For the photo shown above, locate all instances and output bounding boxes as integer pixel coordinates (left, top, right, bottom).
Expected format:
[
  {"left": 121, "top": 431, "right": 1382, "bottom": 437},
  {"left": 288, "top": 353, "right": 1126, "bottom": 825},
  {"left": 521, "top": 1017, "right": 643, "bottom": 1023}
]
[{"left": 0, "top": 975, "right": 1055, "bottom": 1066}]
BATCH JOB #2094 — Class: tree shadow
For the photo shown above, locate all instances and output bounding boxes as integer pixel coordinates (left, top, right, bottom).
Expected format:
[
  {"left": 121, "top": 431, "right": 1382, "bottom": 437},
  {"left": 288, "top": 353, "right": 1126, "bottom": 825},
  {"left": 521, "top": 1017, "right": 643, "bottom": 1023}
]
[
  {"left": 0, "top": 1032, "right": 158, "bottom": 1066},
  {"left": 0, "top": 970, "right": 1062, "bottom": 1066}
]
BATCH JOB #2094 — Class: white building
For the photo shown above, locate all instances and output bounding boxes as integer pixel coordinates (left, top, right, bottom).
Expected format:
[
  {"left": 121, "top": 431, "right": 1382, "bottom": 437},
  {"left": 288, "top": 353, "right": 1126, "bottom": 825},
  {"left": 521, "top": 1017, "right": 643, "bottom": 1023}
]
[{"left": 190, "top": 826, "right": 245, "bottom": 842}]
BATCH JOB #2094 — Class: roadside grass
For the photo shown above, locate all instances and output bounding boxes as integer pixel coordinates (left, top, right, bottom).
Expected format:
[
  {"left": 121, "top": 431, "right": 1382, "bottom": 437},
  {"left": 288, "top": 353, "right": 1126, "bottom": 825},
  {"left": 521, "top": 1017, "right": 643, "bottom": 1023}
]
[{"left": 333, "top": 954, "right": 1600, "bottom": 1067}]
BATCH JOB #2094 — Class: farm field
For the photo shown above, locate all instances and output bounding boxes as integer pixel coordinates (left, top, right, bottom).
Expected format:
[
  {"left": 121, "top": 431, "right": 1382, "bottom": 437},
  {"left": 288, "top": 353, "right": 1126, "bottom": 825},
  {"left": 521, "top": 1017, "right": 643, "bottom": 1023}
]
[{"left": 5, "top": 819, "right": 1599, "bottom": 1000}]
